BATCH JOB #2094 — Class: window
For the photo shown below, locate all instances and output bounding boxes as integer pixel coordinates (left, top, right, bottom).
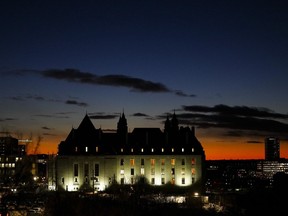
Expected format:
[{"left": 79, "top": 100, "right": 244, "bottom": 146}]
[
  {"left": 192, "top": 148, "right": 194, "bottom": 152},
  {"left": 161, "top": 148, "right": 164, "bottom": 152},
  {"left": 74, "top": 177, "right": 78, "bottom": 183},
  {"left": 150, "top": 159, "right": 155, "bottom": 166},
  {"left": 140, "top": 167, "right": 145, "bottom": 175},
  {"left": 85, "top": 146, "right": 88, "bottom": 152},
  {"left": 161, "top": 177, "right": 165, "bottom": 185},
  {"left": 141, "top": 148, "right": 144, "bottom": 152},
  {"left": 171, "top": 158, "right": 175, "bottom": 166},
  {"left": 171, "top": 168, "right": 175, "bottom": 175},
  {"left": 151, "top": 168, "right": 155, "bottom": 175},
  {"left": 75, "top": 147, "right": 78, "bottom": 152},
  {"left": 141, "top": 158, "right": 144, "bottom": 166},
  {"left": 84, "top": 163, "right": 89, "bottom": 177},
  {"left": 131, "top": 168, "right": 134, "bottom": 176},
  {"left": 161, "top": 168, "right": 165, "bottom": 175},
  {"left": 151, "top": 178, "right": 155, "bottom": 185},
  {"left": 161, "top": 159, "right": 165, "bottom": 166},
  {"left": 74, "top": 164, "right": 78, "bottom": 177},
  {"left": 191, "top": 168, "right": 196, "bottom": 175},
  {"left": 131, "top": 177, "right": 134, "bottom": 184},
  {"left": 121, "top": 178, "right": 124, "bottom": 185},
  {"left": 96, "top": 146, "right": 99, "bottom": 152},
  {"left": 61, "top": 177, "right": 64, "bottom": 184},
  {"left": 181, "top": 159, "right": 185, "bottom": 166},
  {"left": 192, "top": 177, "right": 195, "bottom": 184},
  {"left": 131, "top": 148, "right": 134, "bottom": 153},
  {"left": 191, "top": 158, "right": 196, "bottom": 165},
  {"left": 95, "top": 164, "right": 99, "bottom": 176},
  {"left": 121, "top": 148, "right": 123, "bottom": 152},
  {"left": 171, "top": 148, "right": 174, "bottom": 152},
  {"left": 182, "top": 148, "right": 184, "bottom": 152},
  {"left": 182, "top": 178, "right": 185, "bottom": 185},
  {"left": 151, "top": 148, "right": 154, "bottom": 152},
  {"left": 120, "top": 158, "right": 124, "bottom": 166},
  {"left": 181, "top": 168, "right": 185, "bottom": 175},
  {"left": 120, "top": 169, "right": 124, "bottom": 175},
  {"left": 130, "top": 159, "right": 135, "bottom": 166},
  {"left": 171, "top": 178, "right": 175, "bottom": 185}
]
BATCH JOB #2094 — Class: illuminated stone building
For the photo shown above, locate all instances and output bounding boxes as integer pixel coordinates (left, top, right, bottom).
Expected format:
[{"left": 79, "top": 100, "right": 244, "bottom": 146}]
[{"left": 54, "top": 112, "right": 206, "bottom": 192}]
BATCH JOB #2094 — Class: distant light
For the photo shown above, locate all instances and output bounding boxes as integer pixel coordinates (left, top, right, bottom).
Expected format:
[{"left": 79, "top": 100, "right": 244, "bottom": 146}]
[{"left": 194, "top": 192, "right": 199, "bottom": 197}]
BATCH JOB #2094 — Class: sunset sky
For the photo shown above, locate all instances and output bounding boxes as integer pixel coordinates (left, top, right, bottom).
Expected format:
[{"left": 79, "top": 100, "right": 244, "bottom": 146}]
[{"left": 1, "top": 0, "right": 288, "bottom": 160}]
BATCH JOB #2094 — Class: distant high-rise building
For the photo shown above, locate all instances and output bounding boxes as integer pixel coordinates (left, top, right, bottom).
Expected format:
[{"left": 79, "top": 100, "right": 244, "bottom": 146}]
[{"left": 265, "top": 137, "right": 280, "bottom": 161}]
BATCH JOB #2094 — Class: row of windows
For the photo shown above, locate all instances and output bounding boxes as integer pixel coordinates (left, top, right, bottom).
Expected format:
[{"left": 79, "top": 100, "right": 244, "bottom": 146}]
[
  {"left": 75, "top": 146, "right": 195, "bottom": 153},
  {"left": 121, "top": 167, "right": 196, "bottom": 176},
  {"left": 121, "top": 158, "right": 196, "bottom": 166},
  {"left": 0, "top": 163, "right": 15, "bottom": 168}
]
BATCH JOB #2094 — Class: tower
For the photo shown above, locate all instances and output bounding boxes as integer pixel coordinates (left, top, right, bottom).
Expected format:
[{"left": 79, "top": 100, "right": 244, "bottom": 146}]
[{"left": 265, "top": 137, "right": 280, "bottom": 161}]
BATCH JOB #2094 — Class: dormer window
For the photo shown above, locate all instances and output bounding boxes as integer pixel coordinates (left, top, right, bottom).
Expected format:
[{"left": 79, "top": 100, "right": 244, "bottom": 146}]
[
  {"left": 151, "top": 148, "right": 154, "bottom": 152},
  {"left": 171, "top": 148, "right": 174, "bottom": 153},
  {"left": 161, "top": 148, "right": 164, "bottom": 152},
  {"left": 141, "top": 148, "right": 144, "bottom": 153},
  {"left": 85, "top": 146, "right": 88, "bottom": 152},
  {"left": 182, "top": 148, "right": 184, "bottom": 152},
  {"left": 75, "top": 147, "right": 78, "bottom": 152},
  {"left": 96, "top": 146, "right": 99, "bottom": 152}
]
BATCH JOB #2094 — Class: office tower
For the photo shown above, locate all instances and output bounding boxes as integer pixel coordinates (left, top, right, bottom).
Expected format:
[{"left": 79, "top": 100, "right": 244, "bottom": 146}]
[{"left": 265, "top": 137, "right": 280, "bottom": 161}]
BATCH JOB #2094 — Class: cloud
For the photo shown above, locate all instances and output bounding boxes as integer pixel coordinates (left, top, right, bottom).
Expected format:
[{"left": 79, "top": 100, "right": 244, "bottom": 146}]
[
  {"left": 0, "top": 118, "right": 17, "bottom": 122},
  {"left": 173, "top": 104, "right": 288, "bottom": 137},
  {"left": 89, "top": 112, "right": 119, "bottom": 120},
  {"left": 65, "top": 100, "right": 88, "bottom": 107},
  {"left": 132, "top": 112, "right": 149, "bottom": 117},
  {"left": 7, "top": 68, "right": 195, "bottom": 96}
]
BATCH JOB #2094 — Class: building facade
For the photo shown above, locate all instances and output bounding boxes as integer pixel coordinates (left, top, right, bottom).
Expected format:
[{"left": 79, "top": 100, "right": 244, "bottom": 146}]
[
  {"left": 265, "top": 137, "right": 280, "bottom": 161},
  {"left": 53, "top": 112, "right": 206, "bottom": 192}
]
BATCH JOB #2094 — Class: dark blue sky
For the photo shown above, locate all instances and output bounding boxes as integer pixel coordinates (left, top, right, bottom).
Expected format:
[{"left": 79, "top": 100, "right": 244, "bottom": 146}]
[{"left": 1, "top": 0, "right": 288, "bottom": 159}]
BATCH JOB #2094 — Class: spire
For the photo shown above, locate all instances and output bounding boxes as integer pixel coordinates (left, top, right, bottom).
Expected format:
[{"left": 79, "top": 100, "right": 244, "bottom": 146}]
[{"left": 171, "top": 110, "right": 179, "bottom": 132}]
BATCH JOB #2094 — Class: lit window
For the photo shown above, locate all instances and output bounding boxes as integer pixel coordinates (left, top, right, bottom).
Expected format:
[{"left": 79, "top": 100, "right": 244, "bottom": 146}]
[
  {"left": 192, "top": 148, "right": 194, "bottom": 152},
  {"left": 171, "top": 158, "right": 175, "bottom": 166},
  {"left": 162, "top": 148, "right": 164, "bottom": 152},
  {"left": 96, "top": 146, "right": 99, "bottom": 152},
  {"left": 141, "top": 148, "right": 144, "bottom": 152},
  {"left": 191, "top": 168, "right": 196, "bottom": 175},
  {"left": 120, "top": 169, "right": 124, "bottom": 175},
  {"left": 140, "top": 168, "right": 145, "bottom": 175},
  {"left": 161, "top": 159, "right": 165, "bottom": 166},
  {"left": 131, "top": 148, "right": 134, "bottom": 153},
  {"left": 191, "top": 158, "right": 195, "bottom": 165},
  {"left": 130, "top": 159, "right": 135, "bottom": 166},
  {"left": 171, "top": 178, "right": 175, "bottom": 185},
  {"left": 171, "top": 148, "right": 174, "bottom": 152},
  {"left": 75, "top": 147, "right": 78, "bottom": 152},
  {"left": 182, "top": 148, "right": 184, "bottom": 152},
  {"left": 121, "top": 148, "right": 123, "bottom": 152},
  {"left": 151, "top": 148, "right": 154, "bottom": 152},
  {"left": 151, "top": 159, "right": 155, "bottom": 166},
  {"left": 85, "top": 146, "right": 88, "bottom": 152}
]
